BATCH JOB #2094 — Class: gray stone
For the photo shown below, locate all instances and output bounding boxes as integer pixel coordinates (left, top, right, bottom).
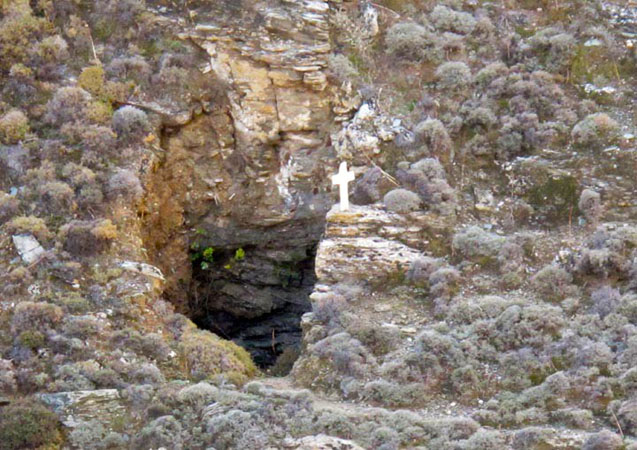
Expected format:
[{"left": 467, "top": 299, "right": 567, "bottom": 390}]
[
  {"left": 40, "top": 389, "right": 125, "bottom": 428},
  {"left": 12, "top": 234, "right": 45, "bottom": 264}
]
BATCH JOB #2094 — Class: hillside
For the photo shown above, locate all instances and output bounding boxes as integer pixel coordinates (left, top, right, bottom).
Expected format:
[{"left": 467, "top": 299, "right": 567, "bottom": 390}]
[{"left": 0, "top": 0, "right": 636, "bottom": 448}]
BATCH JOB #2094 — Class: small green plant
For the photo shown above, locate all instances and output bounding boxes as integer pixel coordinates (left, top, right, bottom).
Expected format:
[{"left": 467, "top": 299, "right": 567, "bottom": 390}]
[
  {"left": 234, "top": 247, "right": 245, "bottom": 260},
  {"left": 190, "top": 242, "right": 215, "bottom": 270},
  {"left": 202, "top": 247, "right": 214, "bottom": 260},
  {"left": 200, "top": 247, "right": 214, "bottom": 270}
]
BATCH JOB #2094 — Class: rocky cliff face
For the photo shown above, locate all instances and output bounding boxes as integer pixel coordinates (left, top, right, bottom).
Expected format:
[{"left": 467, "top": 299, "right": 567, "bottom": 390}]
[{"left": 139, "top": 0, "right": 361, "bottom": 365}]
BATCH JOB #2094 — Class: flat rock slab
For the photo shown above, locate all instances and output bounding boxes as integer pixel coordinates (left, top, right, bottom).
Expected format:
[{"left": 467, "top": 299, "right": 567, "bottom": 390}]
[
  {"left": 12, "top": 234, "right": 45, "bottom": 264},
  {"left": 40, "top": 389, "right": 126, "bottom": 428},
  {"left": 281, "top": 434, "right": 365, "bottom": 450},
  {"left": 119, "top": 260, "right": 165, "bottom": 280}
]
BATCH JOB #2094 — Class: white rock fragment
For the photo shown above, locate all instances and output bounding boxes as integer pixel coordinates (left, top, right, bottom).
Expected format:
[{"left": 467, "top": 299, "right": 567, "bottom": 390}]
[
  {"left": 12, "top": 234, "right": 45, "bottom": 264},
  {"left": 119, "top": 261, "right": 165, "bottom": 281},
  {"left": 584, "top": 83, "right": 616, "bottom": 95},
  {"left": 584, "top": 38, "right": 603, "bottom": 47}
]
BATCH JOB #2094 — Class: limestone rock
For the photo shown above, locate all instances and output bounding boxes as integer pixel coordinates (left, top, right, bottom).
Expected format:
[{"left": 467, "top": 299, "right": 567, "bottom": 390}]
[
  {"left": 315, "top": 206, "right": 424, "bottom": 284},
  {"left": 283, "top": 434, "right": 366, "bottom": 450},
  {"left": 331, "top": 102, "right": 404, "bottom": 163},
  {"left": 40, "top": 389, "right": 125, "bottom": 428},
  {"left": 12, "top": 234, "right": 45, "bottom": 264},
  {"left": 119, "top": 260, "right": 166, "bottom": 281}
]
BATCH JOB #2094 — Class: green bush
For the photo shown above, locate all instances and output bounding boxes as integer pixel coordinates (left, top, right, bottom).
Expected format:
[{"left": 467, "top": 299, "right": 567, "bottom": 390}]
[
  {"left": 0, "top": 400, "right": 62, "bottom": 450},
  {"left": 0, "top": 109, "right": 29, "bottom": 144}
]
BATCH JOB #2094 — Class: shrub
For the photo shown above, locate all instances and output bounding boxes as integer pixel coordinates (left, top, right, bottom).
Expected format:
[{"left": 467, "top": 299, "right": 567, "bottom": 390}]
[
  {"left": 582, "top": 430, "right": 623, "bottom": 450},
  {"left": 351, "top": 167, "right": 395, "bottom": 205},
  {"left": 452, "top": 226, "right": 505, "bottom": 261},
  {"left": 78, "top": 65, "right": 106, "bottom": 97},
  {"left": 269, "top": 346, "right": 301, "bottom": 376},
  {"left": 574, "top": 340, "right": 613, "bottom": 370},
  {"left": 0, "top": 109, "right": 29, "bottom": 144},
  {"left": 206, "top": 409, "right": 268, "bottom": 449},
  {"left": 52, "top": 361, "right": 98, "bottom": 391},
  {"left": 571, "top": 113, "right": 620, "bottom": 148},
  {"left": 0, "top": 400, "right": 62, "bottom": 450},
  {"left": 78, "top": 185, "right": 104, "bottom": 208},
  {"left": 429, "top": 266, "right": 460, "bottom": 298},
  {"left": 18, "top": 330, "right": 46, "bottom": 350},
  {"left": 68, "top": 420, "right": 108, "bottom": 450},
  {"left": 371, "top": 426, "right": 400, "bottom": 450},
  {"left": 4, "top": 215, "right": 51, "bottom": 241},
  {"left": 327, "top": 54, "right": 359, "bottom": 84},
  {"left": 107, "top": 56, "right": 152, "bottom": 85},
  {"left": 410, "top": 158, "right": 447, "bottom": 180},
  {"left": 0, "top": 193, "right": 19, "bottom": 225},
  {"left": 430, "top": 5, "right": 476, "bottom": 35},
  {"left": 531, "top": 264, "right": 577, "bottom": 302},
  {"left": 177, "top": 382, "right": 219, "bottom": 410},
  {"left": 385, "top": 22, "right": 437, "bottom": 62},
  {"left": 462, "top": 106, "right": 497, "bottom": 130},
  {"left": 0, "top": 0, "right": 51, "bottom": 71},
  {"left": 62, "top": 163, "right": 97, "bottom": 187},
  {"left": 349, "top": 322, "right": 400, "bottom": 357},
  {"left": 132, "top": 363, "right": 165, "bottom": 385},
  {"left": 310, "top": 332, "right": 376, "bottom": 380},
  {"left": 616, "top": 400, "right": 637, "bottom": 436},
  {"left": 312, "top": 292, "right": 347, "bottom": 329},
  {"left": 547, "top": 33, "right": 576, "bottom": 73},
  {"left": 37, "top": 181, "right": 75, "bottom": 212},
  {"left": 179, "top": 329, "right": 257, "bottom": 381},
  {"left": 397, "top": 158, "right": 456, "bottom": 215},
  {"left": 590, "top": 286, "right": 621, "bottom": 319},
  {"left": 618, "top": 293, "right": 637, "bottom": 324},
  {"left": 107, "top": 169, "right": 143, "bottom": 200},
  {"left": 474, "top": 62, "right": 508, "bottom": 87},
  {"left": 413, "top": 119, "right": 453, "bottom": 158},
  {"left": 37, "top": 35, "right": 69, "bottom": 63},
  {"left": 578, "top": 189, "right": 602, "bottom": 224},
  {"left": 383, "top": 189, "right": 421, "bottom": 213},
  {"left": 511, "top": 427, "right": 556, "bottom": 449},
  {"left": 112, "top": 106, "right": 150, "bottom": 141},
  {"left": 457, "top": 429, "right": 507, "bottom": 449},
  {"left": 435, "top": 61, "right": 471, "bottom": 90},
  {"left": 78, "top": 125, "right": 117, "bottom": 153},
  {"left": 447, "top": 295, "right": 511, "bottom": 324},
  {"left": 44, "top": 87, "right": 91, "bottom": 126},
  {"left": 497, "top": 241, "right": 524, "bottom": 273},
  {"left": 494, "top": 304, "right": 565, "bottom": 350},
  {"left": 59, "top": 219, "right": 117, "bottom": 256},
  {"left": 407, "top": 256, "right": 445, "bottom": 286},
  {"left": 86, "top": 101, "right": 114, "bottom": 124},
  {"left": 133, "top": 415, "right": 184, "bottom": 450}
]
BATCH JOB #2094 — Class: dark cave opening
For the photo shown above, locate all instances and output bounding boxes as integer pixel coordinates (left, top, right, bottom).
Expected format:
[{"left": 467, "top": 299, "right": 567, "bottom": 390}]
[{"left": 187, "top": 242, "right": 317, "bottom": 370}]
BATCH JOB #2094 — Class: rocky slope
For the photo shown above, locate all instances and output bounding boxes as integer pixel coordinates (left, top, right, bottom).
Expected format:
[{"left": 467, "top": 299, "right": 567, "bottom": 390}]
[{"left": 1, "top": 0, "right": 637, "bottom": 448}]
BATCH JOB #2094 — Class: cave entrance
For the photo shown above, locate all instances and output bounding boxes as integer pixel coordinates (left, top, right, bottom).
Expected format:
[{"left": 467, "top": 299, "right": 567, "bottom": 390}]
[{"left": 187, "top": 240, "right": 317, "bottom": 370}]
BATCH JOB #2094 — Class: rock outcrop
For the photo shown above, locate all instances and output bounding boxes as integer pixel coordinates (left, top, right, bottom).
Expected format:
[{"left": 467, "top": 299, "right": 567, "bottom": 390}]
[{"left": 139, "top": 0, "right": 356, "bottom": 364}]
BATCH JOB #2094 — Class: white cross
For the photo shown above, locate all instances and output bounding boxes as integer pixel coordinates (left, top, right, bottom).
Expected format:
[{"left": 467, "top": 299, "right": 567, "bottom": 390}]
[{"left": 332, "top": 161, "right": 355, "bottom": 211}]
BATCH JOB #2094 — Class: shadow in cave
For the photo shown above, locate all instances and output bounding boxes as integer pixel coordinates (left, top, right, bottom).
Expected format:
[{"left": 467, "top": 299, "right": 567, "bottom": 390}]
[{"left": 188, "top": 243, "right": 317, "bottom": 370}]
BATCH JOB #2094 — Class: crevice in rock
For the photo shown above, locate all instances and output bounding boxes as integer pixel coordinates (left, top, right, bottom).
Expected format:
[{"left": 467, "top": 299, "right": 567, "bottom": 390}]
[
  {"left": 136, "top": 27, "right": 334, "bottom": 371},
  {"left": 187, "top": 240, "right": 317, "bottom": 369}
]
